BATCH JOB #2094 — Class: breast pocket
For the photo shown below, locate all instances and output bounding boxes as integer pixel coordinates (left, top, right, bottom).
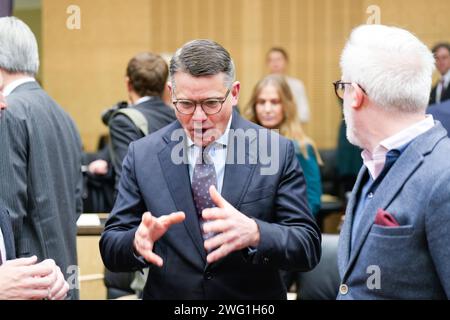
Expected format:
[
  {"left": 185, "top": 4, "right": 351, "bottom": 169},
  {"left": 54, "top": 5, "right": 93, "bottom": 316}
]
[
  {"left": 241, "top": 185, "right": 275, "bottom": 204},
  {"left": 369, "top": 224, "right": 414, "bottom": 237}
]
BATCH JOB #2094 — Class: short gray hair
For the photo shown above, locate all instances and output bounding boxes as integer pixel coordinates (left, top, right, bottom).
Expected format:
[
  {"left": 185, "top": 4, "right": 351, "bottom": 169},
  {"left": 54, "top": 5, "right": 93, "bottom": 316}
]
[
  {"left": 340, "top": 24, "right": 435, "bottom": 113},
  {"left": 169, "top": 39, "right": 235, "bottom": 88},
  {"left": 0, "top": 17, "right": 39, "bottom": 76}
]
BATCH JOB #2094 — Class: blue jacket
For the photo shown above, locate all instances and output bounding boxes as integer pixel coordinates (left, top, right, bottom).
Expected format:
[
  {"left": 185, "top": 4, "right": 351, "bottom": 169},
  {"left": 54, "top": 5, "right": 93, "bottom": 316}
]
[
  {"left": 338, "top": 123, "right": 450, "bottom": 299},
  {"left": 292, "top": 141, "right": 322, "bottom": 216}
]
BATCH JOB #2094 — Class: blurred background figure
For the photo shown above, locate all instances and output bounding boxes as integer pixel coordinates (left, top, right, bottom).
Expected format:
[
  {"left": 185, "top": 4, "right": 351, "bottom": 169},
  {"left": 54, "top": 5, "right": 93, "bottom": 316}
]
[
  {"left": 108, "top": 52, "right": 176, "bottom": 192},
  {"left": 81, "top": 135, "right": 115, "bottom": 214},
  {"left": 429, "top": 42, "right": 450, "bottom": 105},
  {"left": 267, "top": 47, "right": 310, "bottom": 124},
  {"left": 245, "top": 74, "right": 323, "bottom": 296},
  {"left": 245, "top": 74, "right": 322, "bottom": 216}
]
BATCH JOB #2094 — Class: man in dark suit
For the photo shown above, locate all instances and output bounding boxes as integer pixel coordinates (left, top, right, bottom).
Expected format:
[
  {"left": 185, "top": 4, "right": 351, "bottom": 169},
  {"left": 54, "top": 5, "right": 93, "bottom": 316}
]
[
  {"left": 108, "top": 52, "right": 176, "bottom": 190},
  {"left": 0, "top": 95, "right": 68, "bottom": 300},
  {"left": 429, "top": 43, "right": 450, "bottom": 105},
  {"left": 100, "top": 39, "right": 321, "bottom": 299},
  {"left": 0, "top": 17, "right": 83, "bottom": 299},
  {"left": 427, "top": 100, "right": 450, "bottom": 137}
]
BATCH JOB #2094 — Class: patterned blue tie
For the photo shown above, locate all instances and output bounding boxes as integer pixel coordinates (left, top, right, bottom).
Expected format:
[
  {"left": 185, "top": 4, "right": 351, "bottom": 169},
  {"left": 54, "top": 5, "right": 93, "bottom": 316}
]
[{"left": 192, "top": 146, "right": 217, "bottom": 241}]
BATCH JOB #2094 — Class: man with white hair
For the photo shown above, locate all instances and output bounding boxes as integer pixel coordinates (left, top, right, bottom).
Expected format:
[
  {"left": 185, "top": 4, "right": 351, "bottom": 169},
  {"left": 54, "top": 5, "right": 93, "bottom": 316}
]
[
  {"left": 0, "top": 17, "right": 83, "bottom": 299},
  {"left": 335, "top": 24, "right": 450, "bottom": 299}
]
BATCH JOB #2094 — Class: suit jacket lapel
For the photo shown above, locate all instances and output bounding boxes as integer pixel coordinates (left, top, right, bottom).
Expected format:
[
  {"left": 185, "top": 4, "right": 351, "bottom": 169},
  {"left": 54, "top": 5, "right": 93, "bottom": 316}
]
[
  {"left": 158, "top": 123, "right": 206, "bottom": 263},
  {"left": 338, "top": 165, "right": 367, "bottom": 272},
  {"left": 221, "top": 113, "right": 257, "bottom": 209}
]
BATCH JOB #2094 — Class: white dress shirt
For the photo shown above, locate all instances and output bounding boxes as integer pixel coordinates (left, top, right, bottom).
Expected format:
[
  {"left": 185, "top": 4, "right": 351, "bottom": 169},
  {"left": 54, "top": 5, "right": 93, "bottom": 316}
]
[
  {"left": 286, "top": 76, "right": 310, "bottom": 123},
  {"left": 0, "top": 227, "right": 6, "bottom": 264},
  {"left": 186, "top": 114, "right": 232, "bottom": 194},
  {"left": 436, "top": 70, "right": 450, "bottom": 104},
  {"left": 3, "top": 77, "right": 35, "bottom": 97},
  {"left": 361, "top": 115, "right": 435, "bottom": 180}
]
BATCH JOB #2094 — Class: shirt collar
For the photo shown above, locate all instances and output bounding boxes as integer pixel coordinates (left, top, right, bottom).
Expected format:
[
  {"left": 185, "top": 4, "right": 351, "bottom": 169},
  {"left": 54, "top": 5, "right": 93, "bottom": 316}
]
[
  {"left": 186, "top": 113, "right": 232, "bottom": 148},
  {"left": 361, "top": 115, "right": 435, "bottom": 180},
  {"left": 443, "top": 70, "right": 450, "bottom": 86},
  {"left": 133, "top": 96, "right": 152, "bottom": 106},
  {"left": 3, "top": 77, "right": 35, "bottom": 96}
]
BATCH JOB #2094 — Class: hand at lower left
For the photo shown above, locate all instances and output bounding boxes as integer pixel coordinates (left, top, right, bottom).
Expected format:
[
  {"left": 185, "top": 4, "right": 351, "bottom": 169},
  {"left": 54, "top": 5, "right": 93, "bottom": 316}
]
[{"left": 202, "top": 185, "right": 260, "bottom": 264}]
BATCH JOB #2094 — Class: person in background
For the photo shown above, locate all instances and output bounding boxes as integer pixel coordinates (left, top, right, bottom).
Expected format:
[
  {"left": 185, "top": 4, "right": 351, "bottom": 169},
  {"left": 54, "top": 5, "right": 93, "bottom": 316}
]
[
  {"left": 0, "top": 17, "right": 83, "bottom": 299},
  {"left": 108, "top": 52, "right": 176, "bottom": 191},
  {"left": 267, "top": 47, "right": 310, "bottom": 124},
  {"left": 245, "top": 74, "right": 322, "bottom": 217},
  {"left": 429, "top": 42, "right": 450, "bottom": 105}
]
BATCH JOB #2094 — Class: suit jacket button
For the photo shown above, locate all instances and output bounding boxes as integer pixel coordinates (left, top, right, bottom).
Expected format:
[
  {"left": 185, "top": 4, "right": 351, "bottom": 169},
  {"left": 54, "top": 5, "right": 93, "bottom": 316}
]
[
  {"left": 204, "top": 272, "right": 213, "bottom": 280},
  {"left": 263, "top": 257, "right": 269, "bottom": 264},
  {"left": 340, "top": 284, "right": 348, "bottom": 295}
]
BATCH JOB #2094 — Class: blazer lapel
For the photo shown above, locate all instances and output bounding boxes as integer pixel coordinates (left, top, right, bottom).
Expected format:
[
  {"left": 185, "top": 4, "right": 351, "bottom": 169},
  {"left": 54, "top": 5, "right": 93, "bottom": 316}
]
[
  {"left": 338, "top": 165, "right": 367, "bottom": 271},
  {"left": 158, "top": 125, "right": 206, "bottom": 263},
  {"left": 221, "top": 114, "right": 257, "bottom": 209}
]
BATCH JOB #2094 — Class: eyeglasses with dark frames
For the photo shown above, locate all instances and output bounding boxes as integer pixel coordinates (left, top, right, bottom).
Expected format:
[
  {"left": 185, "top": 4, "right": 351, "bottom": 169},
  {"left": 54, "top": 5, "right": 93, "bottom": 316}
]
[
  {"left": 333, "top": 80, "right": 367, "bottom": 102},
  {"left": 172, "top": 88, "right": 231, "bottom": 115}
]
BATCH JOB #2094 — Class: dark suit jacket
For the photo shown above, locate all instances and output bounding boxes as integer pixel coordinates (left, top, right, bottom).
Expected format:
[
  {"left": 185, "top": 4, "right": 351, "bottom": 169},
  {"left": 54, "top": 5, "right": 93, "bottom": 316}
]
[
  {"left": 338, "top": 123, "right": 450, "bottom": 299},
  {"left": 0, "top": 208, "right": 15, "bottom": 261},
  {"left": 427, "top": 101, "right": 450, "bottom": 137},
  {"left": 0, "top": 81, "right": 83, "bottom": 299},
  {"left": 108, "top": 97, "right": 176, "bottom": 187},
  {"left": 429, "top": 82, "right": 450, "bottom": 105},
  {"left": 100, "top": 112, "right": 321, "bottom": 299}
]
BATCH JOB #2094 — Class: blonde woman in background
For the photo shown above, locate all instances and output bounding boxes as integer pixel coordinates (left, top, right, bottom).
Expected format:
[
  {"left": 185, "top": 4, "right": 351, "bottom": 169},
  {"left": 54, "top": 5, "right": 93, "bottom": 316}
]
[{"left": 245, "top": 74, "right": 323, "bottom": 217}]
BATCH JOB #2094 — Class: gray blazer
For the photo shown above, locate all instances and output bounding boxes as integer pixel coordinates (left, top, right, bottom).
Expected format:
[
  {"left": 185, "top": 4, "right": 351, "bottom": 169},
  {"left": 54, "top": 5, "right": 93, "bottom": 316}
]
[
  {"left": 0, "top": 81, "right": 83, "bottom": 299},
  {"left": 338, "top": 123, "right": 450, "bottom": 299}
]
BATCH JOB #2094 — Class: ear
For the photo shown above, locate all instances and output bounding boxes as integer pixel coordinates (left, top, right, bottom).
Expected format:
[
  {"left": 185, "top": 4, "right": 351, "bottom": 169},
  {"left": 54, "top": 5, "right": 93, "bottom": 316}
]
[
  {"left": 125, "top": 76, "right": 132, "bottom": 92},
  {"left": 350, "top": 83, "right": 365, "bottom": 110},
  {"left": 167, "top": 82, "right": 173, "bottom": 96},
  {"left": 231, "top": 81, "right": 240, "bottom": 106}
]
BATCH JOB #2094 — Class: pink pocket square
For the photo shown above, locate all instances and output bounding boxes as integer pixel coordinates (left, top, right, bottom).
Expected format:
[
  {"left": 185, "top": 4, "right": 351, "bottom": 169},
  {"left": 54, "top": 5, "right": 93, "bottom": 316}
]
[{"left": 374, "top": 208, "right": 399, "bottom": 227}]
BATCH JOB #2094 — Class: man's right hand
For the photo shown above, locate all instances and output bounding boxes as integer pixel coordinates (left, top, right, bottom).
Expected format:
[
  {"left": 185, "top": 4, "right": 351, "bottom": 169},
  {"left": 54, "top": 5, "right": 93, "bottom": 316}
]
[
  {"left": 0, "top": 256, "right": 69, "bottom": 300},
  {"left": 134, "top": 211, "right": 185, "bottom": 267}
]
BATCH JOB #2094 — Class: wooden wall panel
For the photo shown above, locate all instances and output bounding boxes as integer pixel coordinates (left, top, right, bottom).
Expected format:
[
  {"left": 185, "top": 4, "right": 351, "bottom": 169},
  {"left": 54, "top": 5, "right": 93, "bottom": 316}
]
[{"left": 42, "top": 0, "right": 450, "bottom": 151}]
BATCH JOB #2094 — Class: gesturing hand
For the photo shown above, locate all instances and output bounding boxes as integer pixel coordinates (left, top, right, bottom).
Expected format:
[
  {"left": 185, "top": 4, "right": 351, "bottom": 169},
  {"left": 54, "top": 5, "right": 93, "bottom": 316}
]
[
  {"left": 134, "top": 211, "right": 185, "bottom": 267},
  {"left": 202, "top": 185, "right": 260, "bottom": 264}
]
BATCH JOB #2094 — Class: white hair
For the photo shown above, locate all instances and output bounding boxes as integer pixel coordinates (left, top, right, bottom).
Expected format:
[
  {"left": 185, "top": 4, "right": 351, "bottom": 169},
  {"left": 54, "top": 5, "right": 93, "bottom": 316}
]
[
  {"left": 0, "top": 17, "right": 39, "bottom": 76},
  {"left": 340, "top": 24, "right": 435, "bottom": 113}
]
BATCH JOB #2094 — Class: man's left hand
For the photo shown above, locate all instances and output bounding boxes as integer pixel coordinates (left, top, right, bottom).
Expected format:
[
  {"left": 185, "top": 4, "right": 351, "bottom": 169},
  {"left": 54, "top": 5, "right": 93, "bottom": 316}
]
[{"left": 202, "top": 185, "right": 260, "bottom": 264}]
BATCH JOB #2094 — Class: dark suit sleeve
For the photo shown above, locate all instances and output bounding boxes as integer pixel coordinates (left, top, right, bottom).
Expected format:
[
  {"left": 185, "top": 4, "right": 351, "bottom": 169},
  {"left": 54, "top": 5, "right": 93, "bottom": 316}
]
[
  {"left": 99, "top": 142, "right": 149, "bottom": 272},
  {"left": 250, "top": 140, "right": 321, "bottom": 271},
  {"left": 0, "top": 111, "right": 29, "bottom": 239},
  {"left": 108, "top": 114, "right": 144, "bottom": 184},
  {"left": 426, "top": 170, "right": 450, "bottom": 298}
]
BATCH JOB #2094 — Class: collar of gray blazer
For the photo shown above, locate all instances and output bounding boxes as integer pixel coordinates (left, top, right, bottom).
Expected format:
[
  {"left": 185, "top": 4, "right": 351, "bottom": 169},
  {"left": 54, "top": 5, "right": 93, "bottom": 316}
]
[
  {"left": 339, "top": 122, "right": 448, "bottom": 281},
  {"left": 158, "top": 110, "right": 258, "bottom": 266}
]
